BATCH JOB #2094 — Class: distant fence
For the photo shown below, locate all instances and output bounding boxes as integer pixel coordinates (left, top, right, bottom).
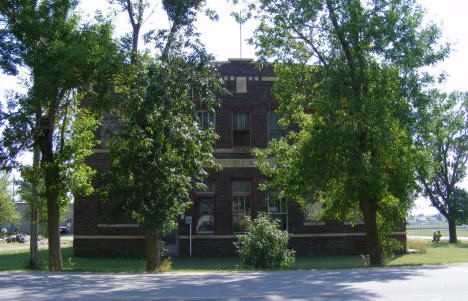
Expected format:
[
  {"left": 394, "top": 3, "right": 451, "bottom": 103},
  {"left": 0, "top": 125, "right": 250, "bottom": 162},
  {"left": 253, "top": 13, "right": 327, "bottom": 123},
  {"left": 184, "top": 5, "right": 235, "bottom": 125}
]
[{"left": 407, "top": 225, "right": 468, "bottom": 230}]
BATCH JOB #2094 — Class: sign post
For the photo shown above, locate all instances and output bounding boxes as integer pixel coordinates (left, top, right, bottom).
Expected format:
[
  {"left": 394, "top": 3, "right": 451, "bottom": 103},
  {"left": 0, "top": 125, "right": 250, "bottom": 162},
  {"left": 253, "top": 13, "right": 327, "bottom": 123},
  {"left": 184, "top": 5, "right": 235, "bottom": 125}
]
[{"left": 185, "top": 216, "right": 192, "bottom": 256}]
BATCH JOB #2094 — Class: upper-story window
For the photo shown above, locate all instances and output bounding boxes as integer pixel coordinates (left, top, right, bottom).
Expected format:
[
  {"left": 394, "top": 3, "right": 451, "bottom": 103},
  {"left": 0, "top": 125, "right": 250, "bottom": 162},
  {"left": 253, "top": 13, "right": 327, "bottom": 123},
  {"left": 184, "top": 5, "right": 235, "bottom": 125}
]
[
  {"left": 233, "top": 111, "right": 250, "bottom": 147},
  {"left": 268, "top": 111, "right": 286, "bottom": 142},
  {"left": 196, "top": 111, "right": 215, "bottom": 130}
]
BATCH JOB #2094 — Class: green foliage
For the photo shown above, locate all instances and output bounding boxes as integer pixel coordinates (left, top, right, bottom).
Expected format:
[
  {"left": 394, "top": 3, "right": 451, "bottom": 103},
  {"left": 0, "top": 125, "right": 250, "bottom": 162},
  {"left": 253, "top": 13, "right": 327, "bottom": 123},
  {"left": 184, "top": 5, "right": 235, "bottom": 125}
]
[
  {"left": 0, "top": 172, "right": 19, "bottom": 227},
  {"left": 0, "top": 0, "right": 123, "bottom": 270},
  {"left": 415, "top": 90, "right": 468, "bottom": 229},
  {"left": 234, "top": 212, "right": 295, "bottom": 269},
  {"left": 16, "top": 175, "right": 47, "bottom": 235},
  {"left": 249, "top": 0, "right": 448, "bottom": 264},
  {"left": 103, "top": 54, "right": 222, "bottom": 236}
]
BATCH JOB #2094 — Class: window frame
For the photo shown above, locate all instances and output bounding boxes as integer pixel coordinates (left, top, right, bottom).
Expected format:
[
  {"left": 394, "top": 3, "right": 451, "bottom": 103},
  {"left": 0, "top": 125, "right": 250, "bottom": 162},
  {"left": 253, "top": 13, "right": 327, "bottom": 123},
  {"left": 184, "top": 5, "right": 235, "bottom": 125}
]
[
  {"left": 196, "top": 110, "right": 215, "bottom": 130},
  {"left": 303, "top": 202, "right": 326, "bottom": 226},
  {"left": 267, "top": 111, "right": 286, "bottom": 143},
  {"left": 194, "top": 182, "right": 216, "bottom": 234},
  {"left": 232, "top": 111, "right": 251, "bottom": 148},
  {"left": 232, "top": 180, "right": 252, "bottom": 233},
  {"left": 267, "top": 197, "right": 289, "bottom": 231}
]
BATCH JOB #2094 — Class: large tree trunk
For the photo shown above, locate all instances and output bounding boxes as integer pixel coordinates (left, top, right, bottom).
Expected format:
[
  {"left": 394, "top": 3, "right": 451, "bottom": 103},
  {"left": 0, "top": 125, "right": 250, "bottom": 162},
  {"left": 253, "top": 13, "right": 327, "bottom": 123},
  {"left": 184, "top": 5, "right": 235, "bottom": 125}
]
[
  {"left": 360, "top": 199, "right": 383, "bottom": 265},
  {"left": 29, "top": 147, "right": 40, "bottom": 269},
  {"left": 46, "top": 194, "right": 62, "bottom": 270},
  {"left": 448, "top": 217, "right": 458, "bottom": 243},
  {"left": 145, "top": 231, "right": 160, "bottom": 271},
  {"left": 40, "top": 124, "right": 63, "bottom": 271}
]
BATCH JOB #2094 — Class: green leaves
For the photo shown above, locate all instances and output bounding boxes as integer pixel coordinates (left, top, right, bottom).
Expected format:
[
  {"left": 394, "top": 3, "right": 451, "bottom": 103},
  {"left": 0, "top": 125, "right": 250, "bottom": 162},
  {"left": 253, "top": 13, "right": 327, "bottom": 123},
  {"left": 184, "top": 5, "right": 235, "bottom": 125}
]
[
  {"left": 415, "top": 90, "right": 468, "bottom": 223},
  {"left": 103, "top": 54, "right": 222, "bottom": 236},
  {"left": 250, "top": 0, "right": 449, "bottom": 262},
  {"left": 234, "top": 212, "right": 295, "bottom": 269},
  {"left": 0, "top": 172, "right": 19, "bottom": 228}
]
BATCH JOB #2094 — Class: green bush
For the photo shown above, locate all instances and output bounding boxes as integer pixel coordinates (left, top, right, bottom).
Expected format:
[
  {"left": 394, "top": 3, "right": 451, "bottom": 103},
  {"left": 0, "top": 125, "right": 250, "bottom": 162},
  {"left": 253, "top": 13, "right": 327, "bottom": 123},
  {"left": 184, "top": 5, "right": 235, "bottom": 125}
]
[{"left": 233, "top": 212, "right": 295, "bottom": 269}]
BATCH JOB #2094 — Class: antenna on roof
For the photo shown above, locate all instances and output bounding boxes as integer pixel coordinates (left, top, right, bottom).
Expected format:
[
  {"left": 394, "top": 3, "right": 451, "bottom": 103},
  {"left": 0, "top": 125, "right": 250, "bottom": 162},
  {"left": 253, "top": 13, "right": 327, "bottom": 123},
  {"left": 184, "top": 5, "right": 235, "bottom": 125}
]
[
  {"left": 232, "top": 9, "right": 250, "bottom": 59},
  {"left": 239, "top": 10, "right": 242, "bottom": 58}
]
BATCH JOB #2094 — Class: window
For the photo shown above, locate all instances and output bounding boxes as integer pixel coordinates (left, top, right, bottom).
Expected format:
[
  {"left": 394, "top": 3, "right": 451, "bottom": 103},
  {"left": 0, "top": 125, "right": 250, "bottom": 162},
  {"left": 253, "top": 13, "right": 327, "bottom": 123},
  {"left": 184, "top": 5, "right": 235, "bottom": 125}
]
[
  {"left": 304, "top": 202, "right": 325, "bottom": 225},
  {"left": 195, "top": 182, "right": 215, "bottom": 233},
  {"left": 344, "top": 209, "right": 364, "bottom": 225},
  {"left": 232, "top": 181, "right": 251, "bottom": 233},
  {"left": 233, "top": 112, "right": 250, "bottom": 147},
  {"left": 196, "top": 111, "right": 215, "bottom": 130},
  {"left": 268, "top": 112, "right": 285, "bottom": 142},
  {"left": 268, "top": 197, "right": 288, "bottom": 231}
]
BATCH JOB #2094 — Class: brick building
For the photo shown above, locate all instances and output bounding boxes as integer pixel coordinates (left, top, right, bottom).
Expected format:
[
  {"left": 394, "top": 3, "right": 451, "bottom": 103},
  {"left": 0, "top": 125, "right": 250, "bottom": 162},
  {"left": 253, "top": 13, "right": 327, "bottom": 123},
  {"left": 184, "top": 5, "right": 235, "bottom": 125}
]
[{"left": 73, "top": 59, "right": 405, "bottom": 257}]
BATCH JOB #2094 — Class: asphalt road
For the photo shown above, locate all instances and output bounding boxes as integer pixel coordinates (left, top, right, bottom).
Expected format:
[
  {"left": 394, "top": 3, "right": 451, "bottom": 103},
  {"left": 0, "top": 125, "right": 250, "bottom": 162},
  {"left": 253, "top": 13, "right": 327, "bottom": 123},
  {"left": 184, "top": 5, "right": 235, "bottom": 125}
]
[{"left": 1, "top": 264, "right": 468, "bottom": 301}]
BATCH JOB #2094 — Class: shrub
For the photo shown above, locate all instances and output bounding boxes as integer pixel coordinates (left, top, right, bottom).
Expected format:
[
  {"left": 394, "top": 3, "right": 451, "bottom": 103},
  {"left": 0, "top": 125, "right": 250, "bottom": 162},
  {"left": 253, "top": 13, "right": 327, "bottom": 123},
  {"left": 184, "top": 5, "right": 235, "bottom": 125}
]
[
  {"left": 432, "top": 231, "right": 441, "bottom": 243},
  {"left": 233, "top": 212, "right": 295, "bottom": 269}
]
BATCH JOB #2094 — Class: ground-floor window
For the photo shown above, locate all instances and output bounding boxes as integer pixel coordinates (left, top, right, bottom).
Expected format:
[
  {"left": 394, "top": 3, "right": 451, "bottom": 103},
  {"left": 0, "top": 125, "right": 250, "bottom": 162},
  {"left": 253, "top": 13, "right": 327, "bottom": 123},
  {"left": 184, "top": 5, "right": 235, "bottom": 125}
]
[
  {"left": 195, "top": 182, "right": 215, "bottom": 233},
  {"left": 304, "top": 202, "right": 325, "bottom": 225},
  {"left": 268, "top": 198, "right": 288, "bottom": 231},
  {"left": 232, "top": 181, "right": 251, "bottom": 233}
]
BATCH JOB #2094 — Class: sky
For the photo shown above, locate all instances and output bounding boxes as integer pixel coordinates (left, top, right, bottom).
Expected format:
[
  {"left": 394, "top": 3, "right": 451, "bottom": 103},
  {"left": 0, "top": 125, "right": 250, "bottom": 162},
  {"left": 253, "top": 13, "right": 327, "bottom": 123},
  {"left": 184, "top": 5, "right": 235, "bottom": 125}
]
[{"left": 1, "top": 0, "right": 468, "bottom": 215}]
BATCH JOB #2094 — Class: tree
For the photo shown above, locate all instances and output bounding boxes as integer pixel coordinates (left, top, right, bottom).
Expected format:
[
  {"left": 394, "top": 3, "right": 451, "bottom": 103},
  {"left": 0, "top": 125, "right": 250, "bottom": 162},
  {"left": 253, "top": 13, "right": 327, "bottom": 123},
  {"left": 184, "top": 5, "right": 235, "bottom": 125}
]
[
  {"left": 101, "top": 0, "right": 221, "bottom": 271},
  {"left": 248, "top": 0, "right": 449, "bottom": 264},
  {"left": 103, "top": 56, "right": 222, "bottom": 270},
  {"left": 18, "top": 159, "right": 44, "bottom": 268},
  {"left": 0, "top": 172, "right": 19, "bottom": 229},
  {"left": 415, "top": 90, "right": 468, "bottom": 243},
  {"left": 0, "top": 0, "right": 122, "bottom": 270}
]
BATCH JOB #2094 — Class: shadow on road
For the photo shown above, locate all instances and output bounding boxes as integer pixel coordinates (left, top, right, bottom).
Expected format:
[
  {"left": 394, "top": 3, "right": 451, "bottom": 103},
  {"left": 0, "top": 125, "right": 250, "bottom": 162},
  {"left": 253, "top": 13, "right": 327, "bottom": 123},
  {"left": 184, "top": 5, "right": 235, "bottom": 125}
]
[{"left": 0, "top": 264, "right": 456, "bottom": 301}]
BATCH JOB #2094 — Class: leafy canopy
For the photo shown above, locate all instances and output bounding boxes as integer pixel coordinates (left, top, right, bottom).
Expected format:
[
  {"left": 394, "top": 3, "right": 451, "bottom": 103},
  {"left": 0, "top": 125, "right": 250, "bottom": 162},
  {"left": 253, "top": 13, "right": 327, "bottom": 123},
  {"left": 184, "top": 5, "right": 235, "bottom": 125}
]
[
  {"left": 415, "top": 90, "right": 468, "bottom": 225},
  {"left": 0, "top": 172, "right": 19, "bottom": 228},
  {"left": 103, "top": 53, "right": 223, "bottom": 235},
  {"left": 248, "top": 0, "right": 449, "bottom": 261}
]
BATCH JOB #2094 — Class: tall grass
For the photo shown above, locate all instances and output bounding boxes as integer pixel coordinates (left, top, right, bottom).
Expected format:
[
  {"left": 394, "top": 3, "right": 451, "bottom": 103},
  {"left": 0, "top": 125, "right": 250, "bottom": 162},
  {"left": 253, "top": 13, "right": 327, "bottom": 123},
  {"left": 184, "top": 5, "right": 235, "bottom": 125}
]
[{"left": 407, "top": 238, "right": 427, "bottom": 253}]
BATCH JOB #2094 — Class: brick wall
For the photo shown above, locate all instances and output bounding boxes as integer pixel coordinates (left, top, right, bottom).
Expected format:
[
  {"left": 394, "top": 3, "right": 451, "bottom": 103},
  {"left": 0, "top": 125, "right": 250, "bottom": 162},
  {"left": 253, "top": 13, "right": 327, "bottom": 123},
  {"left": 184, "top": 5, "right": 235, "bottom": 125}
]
[{"left": 74, "top": 59, "right": 407, "bottom": 258}]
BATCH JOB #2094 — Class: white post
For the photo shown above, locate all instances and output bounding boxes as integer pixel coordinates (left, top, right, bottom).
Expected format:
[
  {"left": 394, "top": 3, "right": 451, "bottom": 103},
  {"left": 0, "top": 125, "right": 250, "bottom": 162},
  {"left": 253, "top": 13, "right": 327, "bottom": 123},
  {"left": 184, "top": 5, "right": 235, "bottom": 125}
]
[{"left": 189, "top": 221, "right": 192, "bottom": 256}]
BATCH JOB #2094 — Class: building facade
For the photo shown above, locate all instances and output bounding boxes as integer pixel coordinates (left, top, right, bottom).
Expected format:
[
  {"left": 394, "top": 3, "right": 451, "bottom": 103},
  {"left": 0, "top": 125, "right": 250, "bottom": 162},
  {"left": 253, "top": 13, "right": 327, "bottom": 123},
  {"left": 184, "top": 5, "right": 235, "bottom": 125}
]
[{"left": 73, "top": 59, "right": 405, "bottom": 257}]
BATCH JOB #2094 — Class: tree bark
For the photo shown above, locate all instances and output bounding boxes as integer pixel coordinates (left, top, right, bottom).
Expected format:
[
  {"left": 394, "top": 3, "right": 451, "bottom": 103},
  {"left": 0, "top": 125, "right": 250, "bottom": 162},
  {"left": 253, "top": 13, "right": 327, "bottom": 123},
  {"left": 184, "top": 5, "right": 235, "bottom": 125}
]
[
  {"left": 145, "top": 231, "right": 160, "bottom": 271},
  {"left": 29, "top": 146, "right": 40, "bottom": 269},
  {"left": 40, "top": 121, "right": 63, "bottom": 271},
  {"left": 360, "top": 199, "right": 383, "bottom": 265},
  {"left": 448, "top": 217, "right": 458, "bottom": 243},
  {"left": 131, "top": 24, "right": 140, "bottom": 65}
]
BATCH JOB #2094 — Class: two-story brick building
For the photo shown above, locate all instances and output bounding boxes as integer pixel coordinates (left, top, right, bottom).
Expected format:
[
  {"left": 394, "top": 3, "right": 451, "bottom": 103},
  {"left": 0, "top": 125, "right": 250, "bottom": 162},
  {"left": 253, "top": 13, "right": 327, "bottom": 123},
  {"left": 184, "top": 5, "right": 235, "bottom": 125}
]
[{"left": 73, "top": 58, "right": 405, "bottom": 257}]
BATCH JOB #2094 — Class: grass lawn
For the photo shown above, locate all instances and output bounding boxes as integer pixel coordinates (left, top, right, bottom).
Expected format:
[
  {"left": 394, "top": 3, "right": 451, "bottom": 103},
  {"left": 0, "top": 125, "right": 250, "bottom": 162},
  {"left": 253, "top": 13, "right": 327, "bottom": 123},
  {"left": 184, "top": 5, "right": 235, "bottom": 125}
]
[
  {"left": 1, "top": 239, "right": 467, "bottom": 272},
  {"left": 388, "top": 241, "right": 468, "bottom": 266}
]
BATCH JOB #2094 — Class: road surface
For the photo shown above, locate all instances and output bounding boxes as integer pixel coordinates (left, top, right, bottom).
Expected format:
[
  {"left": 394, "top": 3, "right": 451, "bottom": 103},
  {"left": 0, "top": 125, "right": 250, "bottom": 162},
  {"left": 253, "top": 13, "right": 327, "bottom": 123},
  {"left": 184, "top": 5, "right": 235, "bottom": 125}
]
[{"left": 1, "top": 264, "right": 468, "bottom": 300}]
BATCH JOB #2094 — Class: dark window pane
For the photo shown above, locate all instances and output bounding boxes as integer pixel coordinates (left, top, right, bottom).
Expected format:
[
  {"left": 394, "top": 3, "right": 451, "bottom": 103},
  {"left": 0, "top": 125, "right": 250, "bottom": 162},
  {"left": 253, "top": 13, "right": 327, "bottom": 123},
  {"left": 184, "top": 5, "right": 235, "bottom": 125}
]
[
  {"left": 233, "top": 130, "right": 250, "bottom": 147},
  {"left": 232, "top": 182, "right": 251, "bottom": 193},
  {"left": 268, "top": 112, "right": 285, "bottom": 142},
  {"left": 197, "top": 111, "right": 215, "bottom": 130},
  {"left": 233, "top": 112, "right": 250, "bottom": 129},
  {"left": 271, "top": 214, "right": 288, "bottom": 231},
  {"left": 196, "top": 197, "right": 214, "bottom": 233},
  {"left": 232, "top": 182, "right": 251, "bottom": 233},
  {"left": 195, "top": 182, "right": 215, "bottom": 193},
  {"left": 233, "top": 112, "right": 250, "bottom": 147}
]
